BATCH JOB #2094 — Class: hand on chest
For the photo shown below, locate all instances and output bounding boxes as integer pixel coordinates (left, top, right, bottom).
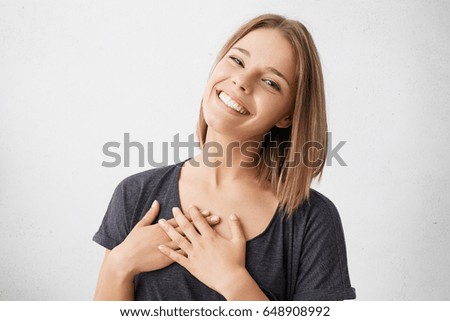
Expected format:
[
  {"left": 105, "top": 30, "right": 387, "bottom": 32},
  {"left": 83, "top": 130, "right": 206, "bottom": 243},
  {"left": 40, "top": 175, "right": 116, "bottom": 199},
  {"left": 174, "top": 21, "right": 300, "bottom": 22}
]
[{"left": 178, "top": 185, "right": 278, "bottom": 241}]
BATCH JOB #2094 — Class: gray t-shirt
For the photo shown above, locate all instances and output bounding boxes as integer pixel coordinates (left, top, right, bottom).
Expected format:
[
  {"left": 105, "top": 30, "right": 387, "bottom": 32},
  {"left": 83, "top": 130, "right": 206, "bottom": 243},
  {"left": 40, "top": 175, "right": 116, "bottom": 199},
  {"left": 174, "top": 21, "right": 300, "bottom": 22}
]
[{"left": 93, "top": 158, "right": 356, "bottom": 300}]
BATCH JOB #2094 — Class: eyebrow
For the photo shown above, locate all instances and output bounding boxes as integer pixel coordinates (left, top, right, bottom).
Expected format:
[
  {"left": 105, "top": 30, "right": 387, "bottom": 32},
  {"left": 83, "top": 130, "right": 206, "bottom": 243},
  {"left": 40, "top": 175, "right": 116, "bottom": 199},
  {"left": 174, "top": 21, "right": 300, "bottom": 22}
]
[{"left": 231, "top": 47, "right": 290, "bottom": 86}]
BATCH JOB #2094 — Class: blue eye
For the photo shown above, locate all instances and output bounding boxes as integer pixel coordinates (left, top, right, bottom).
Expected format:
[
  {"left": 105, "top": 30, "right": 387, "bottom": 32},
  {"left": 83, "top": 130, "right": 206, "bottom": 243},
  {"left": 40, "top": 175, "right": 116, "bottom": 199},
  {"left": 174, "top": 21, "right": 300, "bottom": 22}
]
[{"left": 264, "top": 79, "right": 281, "bottom": 91}]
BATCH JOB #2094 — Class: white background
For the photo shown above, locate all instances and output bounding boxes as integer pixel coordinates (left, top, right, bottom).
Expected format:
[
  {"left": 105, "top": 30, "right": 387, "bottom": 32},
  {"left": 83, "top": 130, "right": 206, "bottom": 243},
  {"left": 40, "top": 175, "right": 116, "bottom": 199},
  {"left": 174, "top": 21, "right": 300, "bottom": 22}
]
[{"left": 1, "top": 0, "right": 449, "bottom": 300}]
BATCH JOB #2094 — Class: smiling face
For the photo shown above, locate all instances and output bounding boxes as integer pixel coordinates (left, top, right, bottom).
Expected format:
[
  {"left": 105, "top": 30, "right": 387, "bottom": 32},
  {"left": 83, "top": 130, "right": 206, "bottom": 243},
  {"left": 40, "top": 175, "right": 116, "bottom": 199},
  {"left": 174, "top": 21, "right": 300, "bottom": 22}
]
[{"left": 201, "top": 27, "right": 297, "bottom": 142}]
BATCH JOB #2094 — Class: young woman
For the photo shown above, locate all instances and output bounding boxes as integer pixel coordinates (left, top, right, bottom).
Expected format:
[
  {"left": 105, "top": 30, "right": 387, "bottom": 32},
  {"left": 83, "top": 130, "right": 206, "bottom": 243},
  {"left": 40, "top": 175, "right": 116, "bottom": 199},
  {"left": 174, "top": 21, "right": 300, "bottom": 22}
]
[{"left": 93, "top": 13, "right": 356, "bottom": 301}]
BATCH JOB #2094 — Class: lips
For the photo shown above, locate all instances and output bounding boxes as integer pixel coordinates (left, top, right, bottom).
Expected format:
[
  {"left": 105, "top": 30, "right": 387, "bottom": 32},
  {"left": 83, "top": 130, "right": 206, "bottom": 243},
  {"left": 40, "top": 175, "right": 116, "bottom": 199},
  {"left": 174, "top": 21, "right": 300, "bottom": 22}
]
[{"left": 215, "top": 89, "right": 251, "bottom": 115}]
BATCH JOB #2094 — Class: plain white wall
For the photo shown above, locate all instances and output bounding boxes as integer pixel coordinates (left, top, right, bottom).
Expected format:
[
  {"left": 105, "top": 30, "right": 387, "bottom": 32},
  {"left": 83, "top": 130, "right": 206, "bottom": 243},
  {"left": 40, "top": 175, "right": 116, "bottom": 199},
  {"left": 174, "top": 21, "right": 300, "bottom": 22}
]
[{"left": 1, "top": 0, "right": 449, "bottom": 300}]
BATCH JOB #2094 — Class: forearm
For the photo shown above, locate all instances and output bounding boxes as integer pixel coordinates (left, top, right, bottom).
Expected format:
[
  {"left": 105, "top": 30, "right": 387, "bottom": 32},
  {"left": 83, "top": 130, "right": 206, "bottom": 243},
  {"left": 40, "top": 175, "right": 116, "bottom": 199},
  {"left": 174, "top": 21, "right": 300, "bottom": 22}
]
[
  {"left": 220, "top": 268, "right": 270, "bottom": 301},
  {"left": 94, "top": 251, "right": 135, "bottom": 301}
]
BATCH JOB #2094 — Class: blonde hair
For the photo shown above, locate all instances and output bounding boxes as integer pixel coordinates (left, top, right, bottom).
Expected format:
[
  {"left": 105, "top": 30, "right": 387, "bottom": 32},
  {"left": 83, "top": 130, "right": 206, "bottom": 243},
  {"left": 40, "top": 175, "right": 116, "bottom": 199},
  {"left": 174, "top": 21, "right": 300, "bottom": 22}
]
[{"left": 196, "top": 13, "right": 328, "bottom": 218}]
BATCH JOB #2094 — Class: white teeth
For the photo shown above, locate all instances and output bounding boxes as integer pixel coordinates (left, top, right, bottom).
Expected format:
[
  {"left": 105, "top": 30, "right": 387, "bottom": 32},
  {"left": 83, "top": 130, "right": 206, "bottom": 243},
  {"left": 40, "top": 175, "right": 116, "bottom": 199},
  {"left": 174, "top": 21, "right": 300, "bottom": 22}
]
[{"left": 218, "top": 91, "right": 249, "bottom": 115}]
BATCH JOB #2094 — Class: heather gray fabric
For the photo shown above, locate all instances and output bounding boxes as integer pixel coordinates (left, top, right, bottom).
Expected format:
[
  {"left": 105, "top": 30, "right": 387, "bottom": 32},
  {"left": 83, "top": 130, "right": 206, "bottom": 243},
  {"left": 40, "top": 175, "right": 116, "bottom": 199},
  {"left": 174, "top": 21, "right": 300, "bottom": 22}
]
[{"left": 93, "top": 158, "right": 356, "bottom": 301}]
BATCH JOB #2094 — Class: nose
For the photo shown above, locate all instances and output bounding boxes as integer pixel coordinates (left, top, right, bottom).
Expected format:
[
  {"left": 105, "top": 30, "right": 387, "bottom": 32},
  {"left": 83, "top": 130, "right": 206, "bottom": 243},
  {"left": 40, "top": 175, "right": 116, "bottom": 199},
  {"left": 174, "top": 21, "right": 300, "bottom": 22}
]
[
  {"left": 232, "top": 72, "right": 251, "bottom": 93},
  {"left": 232, "top": 79, "right": 246, "bottom": 92}
]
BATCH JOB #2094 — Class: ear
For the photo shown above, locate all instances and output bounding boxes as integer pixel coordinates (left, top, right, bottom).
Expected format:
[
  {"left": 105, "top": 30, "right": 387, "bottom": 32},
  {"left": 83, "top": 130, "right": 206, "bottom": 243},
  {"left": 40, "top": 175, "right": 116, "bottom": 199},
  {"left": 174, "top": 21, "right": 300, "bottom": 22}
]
[{"left": 275, "top": 114, "right": 292, "bottom": 129}]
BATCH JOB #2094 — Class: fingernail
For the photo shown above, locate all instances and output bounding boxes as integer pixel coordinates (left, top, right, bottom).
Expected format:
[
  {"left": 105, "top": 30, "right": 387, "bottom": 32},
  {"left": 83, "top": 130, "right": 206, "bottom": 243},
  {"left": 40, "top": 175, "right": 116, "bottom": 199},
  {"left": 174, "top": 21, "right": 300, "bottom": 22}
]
[
  {"left": 210, "top": 215, "right": 219, "bottom": 223},
  {"left": 151, "top": 200, "right": 158, "bottom": 208},
  {"left": 158, "top": 219, "right": 167, "bottom": 226},
  {"left": 201, "top": 210, "right": 210, "bottom": 216},
  {"left": 230, "top": 213, "right": 238, "bottom": 221}
]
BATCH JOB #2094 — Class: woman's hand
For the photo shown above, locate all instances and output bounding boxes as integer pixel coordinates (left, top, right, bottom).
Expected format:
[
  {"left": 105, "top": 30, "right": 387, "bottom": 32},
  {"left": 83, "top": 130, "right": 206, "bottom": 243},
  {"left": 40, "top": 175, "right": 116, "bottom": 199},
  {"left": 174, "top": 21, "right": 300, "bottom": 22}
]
[
  {"left": 109, "top": 200, "right": 221, "bottom": 280},
  {"left": 157, "top": 205, "right": 248, "bottom": 296}
]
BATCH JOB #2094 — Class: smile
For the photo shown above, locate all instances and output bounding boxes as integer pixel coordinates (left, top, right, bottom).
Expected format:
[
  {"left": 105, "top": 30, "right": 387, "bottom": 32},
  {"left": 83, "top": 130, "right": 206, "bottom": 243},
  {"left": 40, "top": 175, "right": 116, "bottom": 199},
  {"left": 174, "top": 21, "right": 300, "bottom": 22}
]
[{"left": 217, "top": 91, "right": 250, "bottom": 115}]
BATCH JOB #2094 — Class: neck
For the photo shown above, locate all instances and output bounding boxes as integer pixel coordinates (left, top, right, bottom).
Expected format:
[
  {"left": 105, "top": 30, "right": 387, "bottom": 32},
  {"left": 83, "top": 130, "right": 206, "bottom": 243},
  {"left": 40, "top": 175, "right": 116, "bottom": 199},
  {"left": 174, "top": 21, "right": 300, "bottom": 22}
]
[{"left": 187, "top": 130, "right": 263, "bottom": 188}]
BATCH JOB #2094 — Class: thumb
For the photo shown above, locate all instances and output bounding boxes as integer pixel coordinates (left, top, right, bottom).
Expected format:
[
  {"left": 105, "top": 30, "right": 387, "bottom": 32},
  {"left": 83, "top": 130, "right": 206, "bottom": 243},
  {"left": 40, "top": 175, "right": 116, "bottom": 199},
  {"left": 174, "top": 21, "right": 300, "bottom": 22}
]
[
  {"left": 228, "top": 213, "right": 245, "bottom": 243},
  {"left": 135, "top": 200, "right": 160, "bottom": 228}
]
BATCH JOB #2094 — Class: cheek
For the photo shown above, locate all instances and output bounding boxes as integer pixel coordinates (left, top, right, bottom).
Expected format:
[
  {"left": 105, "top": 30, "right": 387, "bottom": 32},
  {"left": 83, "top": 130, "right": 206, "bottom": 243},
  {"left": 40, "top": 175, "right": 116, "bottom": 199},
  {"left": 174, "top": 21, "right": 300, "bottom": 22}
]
[
  {"left": 203, "top": 66, "right": 231, "bottom": 99},
  {"left": 254, "top": 95, "right": 292, "bottom": 126},
  {"left": 210, "top": 70, "right": 228, "bottom": 84},
  {"left": 256, "top": 93, "right": 290, "bottom": 113},
  {"left": 212, "top": 59, "right": 235, "bottom": 79}
]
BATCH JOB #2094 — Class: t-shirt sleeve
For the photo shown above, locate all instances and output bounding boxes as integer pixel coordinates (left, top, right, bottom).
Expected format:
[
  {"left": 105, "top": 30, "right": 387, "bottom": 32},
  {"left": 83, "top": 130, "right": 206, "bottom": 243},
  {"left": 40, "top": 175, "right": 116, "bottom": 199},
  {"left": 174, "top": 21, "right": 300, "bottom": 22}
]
[
  {"left": 292, "top": 198, "right": 356, "bottom": 300},
  {"left": 92, "top": 179, "right": 133, "bottom": 250}
]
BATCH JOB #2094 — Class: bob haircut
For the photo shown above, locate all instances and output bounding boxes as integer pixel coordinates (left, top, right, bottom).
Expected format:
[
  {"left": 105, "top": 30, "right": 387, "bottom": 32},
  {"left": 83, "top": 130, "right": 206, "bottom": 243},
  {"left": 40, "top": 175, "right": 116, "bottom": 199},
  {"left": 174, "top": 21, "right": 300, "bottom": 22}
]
[{"left": 196, "top": 13, "right": 328, "bottom": 218}]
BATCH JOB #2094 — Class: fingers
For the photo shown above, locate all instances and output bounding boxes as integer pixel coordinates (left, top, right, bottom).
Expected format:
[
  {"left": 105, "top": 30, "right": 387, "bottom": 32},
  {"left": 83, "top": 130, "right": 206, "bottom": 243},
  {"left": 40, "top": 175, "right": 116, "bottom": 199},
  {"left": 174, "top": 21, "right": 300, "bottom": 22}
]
[
  {"left": 188, "top": 205, "right": 216, "bottom": 238},
  {"left": 135, "top": 200, "right": 160, "bottom": 228},
  {"left": 184, "top": 209, "right": 210, "bottom": 221},
  {"left": 155, "top": 217, "right": 217, "bottom": 240},
  {"left": 136, "top": 200, "right": 219, "bottom": 238},
  {"left": 206, "top": 215, "right": 221, "bottom": 226},
  {"left": 158, "top": 218, "right": 193, "bottom": 252},
  {"left": 171, "top": 207, "right": 201, "bottom": 243},
  {"left": 164, "top": 240, "right": 181, "bottom": 250},
  {"left": 228, "top": 213, "right": 246, "bottom": 243},
  {"left": 167, "top": 209, "right": 218, "bottom": 227},
  {"left": 175, "top": 249, "right": 187, "bottom": 257},
  {"left": 165, "top": 241, "right": 187, "bottom": 257},
  {"left": 158, "top": 244, "right": 190, "bottom": 268}
]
